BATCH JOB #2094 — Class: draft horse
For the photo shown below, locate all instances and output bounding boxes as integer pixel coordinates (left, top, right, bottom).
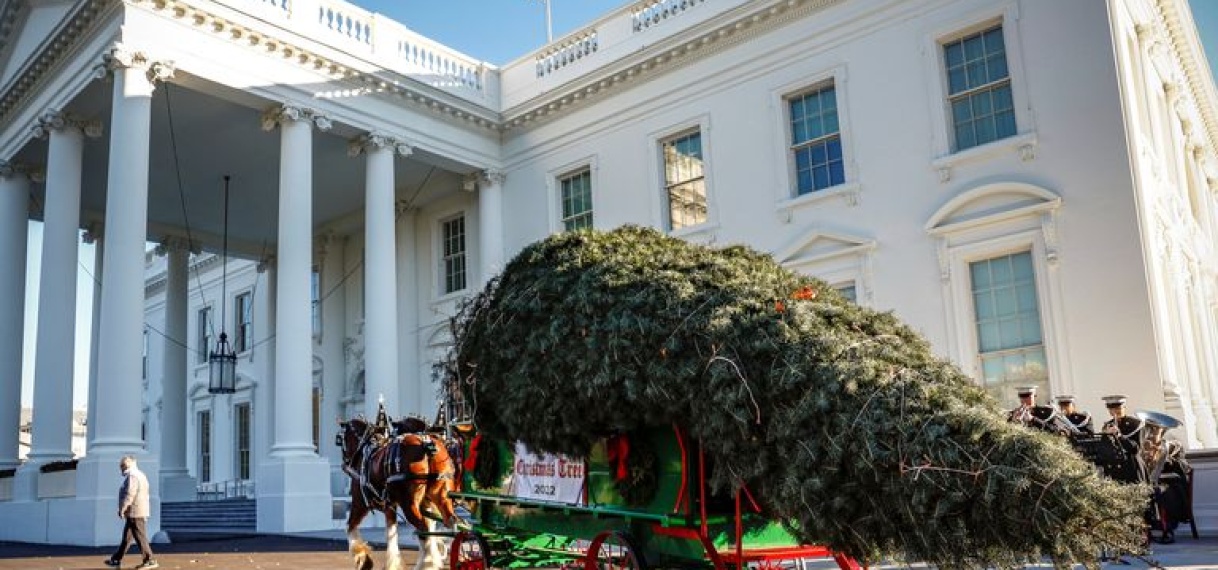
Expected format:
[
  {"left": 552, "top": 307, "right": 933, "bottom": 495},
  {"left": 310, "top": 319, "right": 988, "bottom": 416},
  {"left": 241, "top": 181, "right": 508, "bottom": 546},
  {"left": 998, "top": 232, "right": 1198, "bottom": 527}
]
[{"left": 337, "top": 417, "right": 460, "bottom": 570}]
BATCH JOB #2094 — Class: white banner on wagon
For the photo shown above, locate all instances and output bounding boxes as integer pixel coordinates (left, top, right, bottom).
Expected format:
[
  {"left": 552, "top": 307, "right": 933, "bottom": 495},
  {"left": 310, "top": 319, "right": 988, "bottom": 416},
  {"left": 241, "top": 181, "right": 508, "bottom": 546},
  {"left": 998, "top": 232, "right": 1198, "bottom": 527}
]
[{"left": 510, "top": 442, "right": 586, "bottom": 504}]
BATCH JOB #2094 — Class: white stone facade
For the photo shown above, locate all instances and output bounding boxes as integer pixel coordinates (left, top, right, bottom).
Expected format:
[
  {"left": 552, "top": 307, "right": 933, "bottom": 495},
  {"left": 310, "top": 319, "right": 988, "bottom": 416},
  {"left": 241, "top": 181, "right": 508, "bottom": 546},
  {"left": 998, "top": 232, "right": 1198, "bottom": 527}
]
[{"left": 0, "top": 0, "right": 1216, "bottom": 545}]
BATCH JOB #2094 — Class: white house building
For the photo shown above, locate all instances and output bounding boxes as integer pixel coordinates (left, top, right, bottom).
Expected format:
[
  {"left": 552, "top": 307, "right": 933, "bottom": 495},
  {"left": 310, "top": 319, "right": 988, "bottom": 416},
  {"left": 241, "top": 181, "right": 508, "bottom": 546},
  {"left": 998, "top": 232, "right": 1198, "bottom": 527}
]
[{"left": 1, "top": 0, "right": 1217, "bottom": 546}]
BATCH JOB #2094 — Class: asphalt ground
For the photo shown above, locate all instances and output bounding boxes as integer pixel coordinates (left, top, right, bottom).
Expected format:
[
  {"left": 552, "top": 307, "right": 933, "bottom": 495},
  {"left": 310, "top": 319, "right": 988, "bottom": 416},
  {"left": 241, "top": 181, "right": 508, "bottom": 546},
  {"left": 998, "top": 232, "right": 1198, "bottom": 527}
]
[{"left": 0, "top": 534, "right": 1216, "bottom": 570}]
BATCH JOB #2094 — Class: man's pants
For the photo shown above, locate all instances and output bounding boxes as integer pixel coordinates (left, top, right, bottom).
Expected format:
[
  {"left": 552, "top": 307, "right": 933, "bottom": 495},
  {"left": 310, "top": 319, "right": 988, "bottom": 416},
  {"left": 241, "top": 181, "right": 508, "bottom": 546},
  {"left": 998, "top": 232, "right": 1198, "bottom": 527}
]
[{"left": 112, "top": 517, "right": 154, "bottom": 562}]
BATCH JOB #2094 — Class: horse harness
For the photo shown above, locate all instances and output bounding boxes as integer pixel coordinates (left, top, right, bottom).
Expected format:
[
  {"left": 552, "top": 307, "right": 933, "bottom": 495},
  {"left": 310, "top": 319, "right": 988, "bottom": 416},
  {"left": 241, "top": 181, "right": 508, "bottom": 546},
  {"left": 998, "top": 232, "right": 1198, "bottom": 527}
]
[{"left": 342, "top": 428, "right": 454, "bottom": 511}]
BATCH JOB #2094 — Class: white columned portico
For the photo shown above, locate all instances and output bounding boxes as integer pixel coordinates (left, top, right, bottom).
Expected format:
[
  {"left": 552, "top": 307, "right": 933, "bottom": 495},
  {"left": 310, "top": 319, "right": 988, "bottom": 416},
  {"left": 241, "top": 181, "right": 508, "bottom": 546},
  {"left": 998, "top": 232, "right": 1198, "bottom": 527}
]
[
  {"left": 24, "top": 113, "right": 99, "bottom": 470},
  {"left": 73, "top": 46, "right": 173, "bottom": 547},
  {"left": 0, "top": 162, "right": 31, "bottom": 470},
  {"left": 349, "top": 134, "right": 411, "bottom": 417},
  {"left": 476, "top": 170, "right": 506, "bottom": 283},
  {"left": 257, "top": 104, "right": 331, "bottom": 532},
  {"left": 158, "top": 238, "right": 195, "bottom": 500}
]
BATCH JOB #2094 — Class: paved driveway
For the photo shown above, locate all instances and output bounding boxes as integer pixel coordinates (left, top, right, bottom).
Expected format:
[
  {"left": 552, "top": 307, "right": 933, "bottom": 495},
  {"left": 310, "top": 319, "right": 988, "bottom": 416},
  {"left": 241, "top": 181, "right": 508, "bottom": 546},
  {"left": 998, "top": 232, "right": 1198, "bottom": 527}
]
[{"left": 1, "top": 535, "right": 1216, "bottom": 569}]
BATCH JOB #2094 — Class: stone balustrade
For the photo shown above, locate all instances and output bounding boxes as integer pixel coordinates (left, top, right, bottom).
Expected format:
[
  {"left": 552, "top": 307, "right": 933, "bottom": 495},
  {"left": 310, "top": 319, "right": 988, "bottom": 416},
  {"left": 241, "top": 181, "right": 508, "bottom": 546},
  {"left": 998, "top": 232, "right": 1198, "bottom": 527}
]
[{"left": 631, "top": 0, "right": 708, "bottom": 32}]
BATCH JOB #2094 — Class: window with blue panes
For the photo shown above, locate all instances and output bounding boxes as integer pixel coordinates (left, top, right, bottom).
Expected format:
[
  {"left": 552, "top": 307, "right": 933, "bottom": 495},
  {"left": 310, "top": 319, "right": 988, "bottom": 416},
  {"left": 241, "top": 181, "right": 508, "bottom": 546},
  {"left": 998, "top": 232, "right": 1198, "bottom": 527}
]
[
  {"left": 970, "top": 251, "right": 1048, "bottom": 402},
  {"left": 944, "top": 25, "right": 1015, "bottom": 151},
  {"left": 789, "top": 84, "right": 844, "bottom": 194}
]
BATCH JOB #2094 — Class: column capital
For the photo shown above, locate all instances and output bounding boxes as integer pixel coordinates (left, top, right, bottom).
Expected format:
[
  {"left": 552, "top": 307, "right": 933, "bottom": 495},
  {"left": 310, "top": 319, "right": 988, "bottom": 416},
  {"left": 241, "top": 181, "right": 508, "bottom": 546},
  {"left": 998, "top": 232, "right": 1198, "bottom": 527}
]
[
  {"left": 394, "top": 199, "right": 417, "bottom": 218},
  {"left": 81, "top": 222, "right": 103, "bottom": 244},
  {"left": 153, "top": 235, "right": 198, "bottom": 256},
  {"left": 261, "top": 104, "right": 332, "bottom": 132},
  {"left": 98, "top": 44, "right": 175, "bottom": 86},
  {"left": 256, "top": 255, "right": 277, "bottom": 273},
  {"left": 31, "top": 111, "right": 104, "bottom": 140},
  {"left": 346, "top": 133, "right": 413, "bottom": 158},
  {"left": 314, "top": 232, "right": 343, "bottom": 259},
  {"left": 463, "top": 170, "right": 506, "bottom": 192},
  {"left": 0, "top": 160, "right": 43, "bottom": 182}
]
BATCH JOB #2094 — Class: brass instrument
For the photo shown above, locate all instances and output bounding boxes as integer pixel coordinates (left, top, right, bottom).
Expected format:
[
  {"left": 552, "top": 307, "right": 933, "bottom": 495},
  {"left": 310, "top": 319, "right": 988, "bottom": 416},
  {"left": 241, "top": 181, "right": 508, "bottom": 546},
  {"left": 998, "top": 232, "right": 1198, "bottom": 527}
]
[{"left": 1135, "top": 410, "right": 1182, "bottom": 482}]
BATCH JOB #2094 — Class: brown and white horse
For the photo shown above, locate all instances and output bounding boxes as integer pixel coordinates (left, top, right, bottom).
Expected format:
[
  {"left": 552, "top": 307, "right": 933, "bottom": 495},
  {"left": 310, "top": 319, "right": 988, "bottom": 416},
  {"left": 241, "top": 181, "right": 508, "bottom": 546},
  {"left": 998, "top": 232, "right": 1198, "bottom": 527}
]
[{"left": 337, "top": 418, "right": 460, "bottom": 570}]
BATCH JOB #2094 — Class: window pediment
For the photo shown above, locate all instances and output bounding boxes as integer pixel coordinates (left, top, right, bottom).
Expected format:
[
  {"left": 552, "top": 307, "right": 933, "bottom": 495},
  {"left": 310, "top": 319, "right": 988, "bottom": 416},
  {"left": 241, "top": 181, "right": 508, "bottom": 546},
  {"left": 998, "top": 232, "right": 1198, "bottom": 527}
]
[
  {"left": 926, "top": 182, "right": 1061, "bottom": 236},
  {"left": 773, "top": 229, "right": 875, "bottom": 267}
]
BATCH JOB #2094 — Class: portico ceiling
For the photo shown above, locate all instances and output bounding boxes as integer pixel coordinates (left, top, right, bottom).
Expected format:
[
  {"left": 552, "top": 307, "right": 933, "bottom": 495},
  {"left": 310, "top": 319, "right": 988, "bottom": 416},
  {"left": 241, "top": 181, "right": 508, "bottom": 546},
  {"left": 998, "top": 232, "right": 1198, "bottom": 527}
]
[{"left": 10, "top": 72, "right": 468, "bottom": 259}]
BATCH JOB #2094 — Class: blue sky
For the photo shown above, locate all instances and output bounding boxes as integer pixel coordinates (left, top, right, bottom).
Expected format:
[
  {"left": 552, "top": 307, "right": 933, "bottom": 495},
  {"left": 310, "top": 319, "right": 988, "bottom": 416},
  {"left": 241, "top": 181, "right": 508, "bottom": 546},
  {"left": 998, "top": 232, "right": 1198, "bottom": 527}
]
[{"left": 22, "top": 1, "right": 1218, "bottom": 409}]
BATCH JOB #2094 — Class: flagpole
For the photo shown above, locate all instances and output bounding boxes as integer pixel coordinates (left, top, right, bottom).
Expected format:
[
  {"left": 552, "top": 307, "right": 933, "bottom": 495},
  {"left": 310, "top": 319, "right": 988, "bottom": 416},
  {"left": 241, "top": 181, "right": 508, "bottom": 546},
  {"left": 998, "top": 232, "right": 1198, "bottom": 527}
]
[{"left": 542, "top": 0, "right": 553, "bottom": 43}]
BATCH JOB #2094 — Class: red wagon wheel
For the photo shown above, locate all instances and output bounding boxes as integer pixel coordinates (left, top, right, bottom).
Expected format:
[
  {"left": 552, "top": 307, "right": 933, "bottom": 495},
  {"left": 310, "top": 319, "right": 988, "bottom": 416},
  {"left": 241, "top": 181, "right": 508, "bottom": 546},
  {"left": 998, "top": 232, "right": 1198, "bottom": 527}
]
[
  {"left": 450, "top": 530, "right": 492, "bottom": 570},
  {"left": 585, "top": 530, "right": 647, "bottom": 570}
]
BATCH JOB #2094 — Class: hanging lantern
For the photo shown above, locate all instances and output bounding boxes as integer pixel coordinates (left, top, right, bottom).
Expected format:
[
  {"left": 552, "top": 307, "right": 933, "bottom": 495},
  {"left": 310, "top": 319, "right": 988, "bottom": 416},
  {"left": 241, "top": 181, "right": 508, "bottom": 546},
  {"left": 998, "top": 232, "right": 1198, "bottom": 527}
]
[
  {"left": 208, "top": 175, "right": 236, "bottom": 394},
  {"left": 209, "top": 332, "right": 237, "bottom": 394}
]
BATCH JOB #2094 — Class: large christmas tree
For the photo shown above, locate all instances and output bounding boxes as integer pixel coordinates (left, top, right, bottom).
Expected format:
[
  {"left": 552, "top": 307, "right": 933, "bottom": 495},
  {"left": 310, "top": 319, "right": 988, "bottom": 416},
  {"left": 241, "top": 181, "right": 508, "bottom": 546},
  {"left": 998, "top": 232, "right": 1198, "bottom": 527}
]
[{"left": 445, "top": 226, "right": 1146, "bottom": 568}]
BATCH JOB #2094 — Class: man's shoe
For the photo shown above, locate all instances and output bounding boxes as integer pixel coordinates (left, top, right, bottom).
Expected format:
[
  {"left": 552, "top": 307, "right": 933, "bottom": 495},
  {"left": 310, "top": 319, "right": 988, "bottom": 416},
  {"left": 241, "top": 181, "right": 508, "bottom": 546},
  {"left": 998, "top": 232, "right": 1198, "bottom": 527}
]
[
  {"left": 135, "top": 560, "right": 159, "bottom": 569},
  {"left": 103, "top": 559, "right": 121, "bottom": 567}
]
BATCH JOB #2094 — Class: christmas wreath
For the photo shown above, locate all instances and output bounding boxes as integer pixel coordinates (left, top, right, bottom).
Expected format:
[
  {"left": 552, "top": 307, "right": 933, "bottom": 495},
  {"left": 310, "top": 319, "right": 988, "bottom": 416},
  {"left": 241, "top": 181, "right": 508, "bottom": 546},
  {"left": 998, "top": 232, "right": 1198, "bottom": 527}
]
[{"left": 606, "top": 434, "right": 658, "bottom": 506}]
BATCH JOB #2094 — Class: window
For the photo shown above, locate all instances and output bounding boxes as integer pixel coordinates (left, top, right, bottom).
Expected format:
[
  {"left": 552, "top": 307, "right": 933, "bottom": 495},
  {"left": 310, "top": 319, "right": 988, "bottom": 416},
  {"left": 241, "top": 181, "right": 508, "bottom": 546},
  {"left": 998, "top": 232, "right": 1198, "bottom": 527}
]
[
  {"left": 834, "top": 283, "right": 857, "bottom": 303},
  {"left": 141, "top": 329, "right": 149, "bottom": 379},
  {"left": 970, "top": 251, "right": 1047, "bottom": 402},
  {"left": 198, "top": 410, "right": 211, "bottom": 482},
  {"left": 234, "top": 403, "right": 251, "bottom": 480},
  {"left": 944, "top": 25, "right": 1015, "bottom": 151},
  {"left": 560, "top": 168, "right": 593, "bottom": 231},
  {"left": 789, "top": 84, "right": 844, "bottom": 194},
  {"left": 442, "top": 216, "right": 467, "bottom": 294},
  {"left": 311, "top": 268, "right": 321, "bottom": 336},
  {"left": 661, "top": 130, "right": 707, "bottom": 230},
  {"left": 234, "top": 292, "right": 253, "bottom": 353},
  {"left": 197, "top": 307, "right": 212, "bottom": 364}
]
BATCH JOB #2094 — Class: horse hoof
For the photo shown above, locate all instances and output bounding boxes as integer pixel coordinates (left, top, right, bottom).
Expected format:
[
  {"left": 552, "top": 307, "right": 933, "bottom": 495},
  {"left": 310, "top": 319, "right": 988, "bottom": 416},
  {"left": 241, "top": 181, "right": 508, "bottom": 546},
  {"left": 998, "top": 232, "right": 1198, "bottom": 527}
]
[{"left": 354, "top": 552, "right": 374, "bottom": 570}]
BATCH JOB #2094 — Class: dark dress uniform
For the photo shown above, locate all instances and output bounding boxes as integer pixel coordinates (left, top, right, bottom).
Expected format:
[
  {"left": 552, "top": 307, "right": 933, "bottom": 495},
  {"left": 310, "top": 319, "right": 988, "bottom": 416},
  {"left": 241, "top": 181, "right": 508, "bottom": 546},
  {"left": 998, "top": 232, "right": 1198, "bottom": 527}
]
[
  {"left": 1100, "top": 415, "right": 1146, "bottom": 484},
  {"left": 1009, "top": 405, "right": 1061, "bottom": 433},
  {"left": 1063, "top": 411, "right": 1094, "bottom": 434}
]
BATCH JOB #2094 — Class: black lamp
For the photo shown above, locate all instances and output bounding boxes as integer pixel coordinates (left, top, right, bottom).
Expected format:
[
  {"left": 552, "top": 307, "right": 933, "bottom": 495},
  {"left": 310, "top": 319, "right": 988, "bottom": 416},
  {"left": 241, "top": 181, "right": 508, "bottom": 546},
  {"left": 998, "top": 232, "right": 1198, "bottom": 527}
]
[{"left": 209, "top": 175, "right": 237, "bottom": 394}]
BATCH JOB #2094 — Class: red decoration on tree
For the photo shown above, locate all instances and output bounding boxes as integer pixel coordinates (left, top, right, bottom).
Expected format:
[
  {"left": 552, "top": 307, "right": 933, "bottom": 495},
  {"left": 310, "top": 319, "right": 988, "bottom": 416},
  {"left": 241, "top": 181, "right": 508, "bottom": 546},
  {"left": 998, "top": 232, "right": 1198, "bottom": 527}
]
[
  {"left": 464, "top": 434, "right": 482, "bottom": 472},
  {"left": 606, "top": 434, "right": 631, "bottom": 481}
]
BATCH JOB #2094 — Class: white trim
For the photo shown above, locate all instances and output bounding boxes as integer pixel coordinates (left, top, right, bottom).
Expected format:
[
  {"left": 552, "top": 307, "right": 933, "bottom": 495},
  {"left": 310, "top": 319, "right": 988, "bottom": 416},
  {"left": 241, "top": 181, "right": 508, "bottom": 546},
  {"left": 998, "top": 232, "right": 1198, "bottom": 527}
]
[
  {"left": 434, "top": 211, "right": 469, "bottom": 299},
  {"left": 929, "top": 181, "right": 1071, "bottom": 400},
  {"left": 768, "top": 64, "right": 859, "bottom": 205},
  {"left": 649, "top": 113, "right": 715, "bottom": 233},
  {"left": 774, "top": 228, "right": 876, "bottom": 306},
  {"left": 920, "top": 2, "right": 1038, "bottom": 176},
  {"left": 546, "top": 156, "right": 599, "bottom": 234}
]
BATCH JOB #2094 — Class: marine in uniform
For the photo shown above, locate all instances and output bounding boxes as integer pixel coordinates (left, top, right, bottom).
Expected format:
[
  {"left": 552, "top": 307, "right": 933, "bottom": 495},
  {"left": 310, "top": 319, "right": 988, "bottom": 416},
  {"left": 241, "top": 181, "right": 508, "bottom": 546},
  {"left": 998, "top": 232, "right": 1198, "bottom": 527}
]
[
  {"left": 1007, "top": 386, "right": 1058, "bottom": 433},
  {"left": 1099, "top": 395, "right": 1146, "bottom": 484},
  {"left": 1053, "top": 394, "right": 1094, "bottom": 434}
]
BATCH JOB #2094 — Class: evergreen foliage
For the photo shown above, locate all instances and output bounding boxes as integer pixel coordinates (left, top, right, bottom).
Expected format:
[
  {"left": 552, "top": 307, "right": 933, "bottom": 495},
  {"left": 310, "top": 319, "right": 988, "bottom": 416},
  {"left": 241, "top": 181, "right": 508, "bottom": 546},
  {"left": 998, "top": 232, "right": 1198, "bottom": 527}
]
[{"left": 445, "top": 226, "right": 1146, "bottom": 568}]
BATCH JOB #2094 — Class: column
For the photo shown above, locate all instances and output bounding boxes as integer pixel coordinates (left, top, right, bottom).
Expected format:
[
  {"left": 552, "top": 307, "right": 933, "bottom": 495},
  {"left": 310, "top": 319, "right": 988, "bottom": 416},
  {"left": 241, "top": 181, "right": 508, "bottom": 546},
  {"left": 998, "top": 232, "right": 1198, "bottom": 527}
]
[
  {"left": 24, "top": 112, "right": 100, "bottom": 467},
  {"left": 0, "top": 162, "right": 31, "bottom": 470},
  {"left": 253, "top": 257, "right": 276, "bottom": 469},
  {"left": 476, "top": 170, "right": 505, "bottom": 283},
  {"left": 394, "top": 205, "right": 424, "bottom": 415},
  {"left": 158, "top": 238, "right": 195, "bottom": 500},
  {"left": 349, "top": 134, "right": 411, "bottom": 417},
  {"left": 256, "top": 103, "right": 331, "bottom": 533},
  {"left": 316, "top": 235, "right": 345, "bottom": 468},
  {"left": 73, "top": 46, "right": 173, "bottom": 547},
  {"left": 83, "top": 224, "right": 102, "bottom": 451}
]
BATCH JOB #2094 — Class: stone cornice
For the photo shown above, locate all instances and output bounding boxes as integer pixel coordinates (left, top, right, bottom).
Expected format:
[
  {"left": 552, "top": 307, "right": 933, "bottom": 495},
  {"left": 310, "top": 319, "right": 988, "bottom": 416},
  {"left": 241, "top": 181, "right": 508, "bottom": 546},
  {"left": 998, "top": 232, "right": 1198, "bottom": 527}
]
[
  {"left": 128, "top": 0, "right": 500, "bottom": 133},
  {"left": 0, "top": 0, "right": 115, "bottom": 128},
  {"left": 501, "top": 0, "right": 844, "bottom": 132},
  {"left": 1157, "top": 0, "right": 1218, "bottom": 171}
]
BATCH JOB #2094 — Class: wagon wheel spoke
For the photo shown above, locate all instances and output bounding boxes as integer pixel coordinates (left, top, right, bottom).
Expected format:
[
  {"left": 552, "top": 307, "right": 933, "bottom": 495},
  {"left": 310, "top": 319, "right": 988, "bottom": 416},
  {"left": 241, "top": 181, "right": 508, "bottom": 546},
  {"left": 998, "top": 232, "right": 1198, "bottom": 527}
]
[
  {"left": 585, "top": 531, "right": 647, "bottom": 570},
  {"left": 450, "top": 530, "right": 492, "bottom": 570}
]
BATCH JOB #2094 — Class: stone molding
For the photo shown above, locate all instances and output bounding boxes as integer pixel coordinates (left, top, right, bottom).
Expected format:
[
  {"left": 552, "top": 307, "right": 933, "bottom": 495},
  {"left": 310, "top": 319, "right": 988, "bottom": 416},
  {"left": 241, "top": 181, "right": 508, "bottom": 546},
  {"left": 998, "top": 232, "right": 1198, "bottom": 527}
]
[
  {"left": 346, "top": 133, "right": 413, "bottom": 158},
  {"left": 0, "top": 160, "right": 43, "bottom": 182},
  {"left": 260, "top": 103, "right": 332, "bottom": 132},
  {"left": 81, "top": 222, "right": 103, "bottom": 244},
  {"left": 30, "top": 111, "right": 103, "bottom": 140}
]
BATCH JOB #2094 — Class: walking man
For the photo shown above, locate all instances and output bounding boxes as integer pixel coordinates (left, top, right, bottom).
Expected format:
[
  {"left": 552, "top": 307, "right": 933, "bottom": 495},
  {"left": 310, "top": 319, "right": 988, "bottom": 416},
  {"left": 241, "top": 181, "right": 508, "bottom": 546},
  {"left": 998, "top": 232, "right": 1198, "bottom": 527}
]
[{"left": 105, "top": 455, "right": 158, "bottom": 569}]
